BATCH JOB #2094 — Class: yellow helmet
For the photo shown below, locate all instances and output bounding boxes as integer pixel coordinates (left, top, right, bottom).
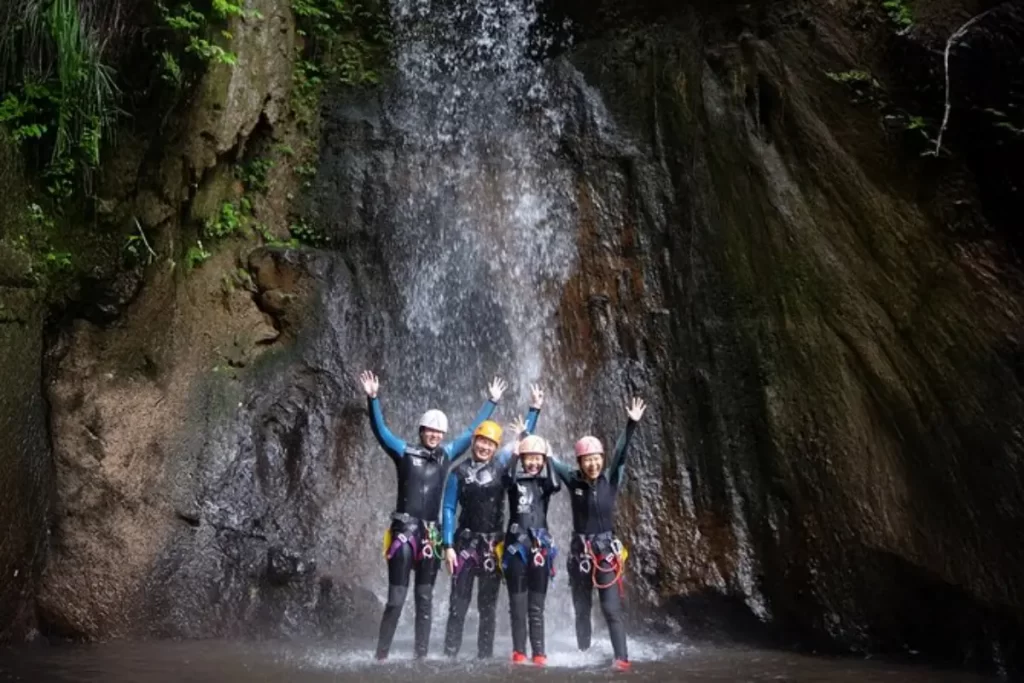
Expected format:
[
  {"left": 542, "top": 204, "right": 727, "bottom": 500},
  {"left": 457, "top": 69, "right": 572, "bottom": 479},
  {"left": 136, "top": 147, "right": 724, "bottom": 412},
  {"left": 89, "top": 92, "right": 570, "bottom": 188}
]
[{"left": 473, "top": 420, "right": 503, "bottom": 445}]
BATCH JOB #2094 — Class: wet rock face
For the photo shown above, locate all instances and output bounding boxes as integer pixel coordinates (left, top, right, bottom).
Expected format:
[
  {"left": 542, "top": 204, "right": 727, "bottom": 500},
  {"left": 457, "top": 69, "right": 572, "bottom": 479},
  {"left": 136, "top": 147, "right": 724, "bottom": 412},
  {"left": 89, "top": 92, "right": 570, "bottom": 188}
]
[
  {"left": 0, "top": 135, "right": 50, "bottom": 642},
  {"left": 0, "top": 306, "right": 50, "bottom": 641},
  {"left": 549, "top": 0, "right": 1024, "bottom": 672},
  {"left": 32, "top": 0, "right": 384, "bottom": 638},
  {"left": 39, "top": 247, "right": 382, "bottom": 640}
]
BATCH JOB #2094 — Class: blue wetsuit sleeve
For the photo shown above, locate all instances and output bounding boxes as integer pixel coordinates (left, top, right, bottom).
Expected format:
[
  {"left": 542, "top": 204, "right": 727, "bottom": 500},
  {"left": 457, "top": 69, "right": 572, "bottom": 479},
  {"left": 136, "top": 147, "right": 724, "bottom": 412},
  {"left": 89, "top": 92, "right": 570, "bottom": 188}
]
[
  {"left": 524, "top": 406, "right": 540, "bottom": 434},
  {"left": 445, "top": 399, "right": 498, "bottom": 460},
  {"left": 608, "top": 418, "right": 639, "bottom": 487},
  {"left": 442, "top": 472, "right": 460, "bottom": 546},
  {"left": 495, "top": 443, "right": 514, "bottom": 467},
  {"left": 368, "top": 397, "right": 406, "bottom": 461},
  {"left": 549, "top": 457, "right": 573, "bottom": 486}
]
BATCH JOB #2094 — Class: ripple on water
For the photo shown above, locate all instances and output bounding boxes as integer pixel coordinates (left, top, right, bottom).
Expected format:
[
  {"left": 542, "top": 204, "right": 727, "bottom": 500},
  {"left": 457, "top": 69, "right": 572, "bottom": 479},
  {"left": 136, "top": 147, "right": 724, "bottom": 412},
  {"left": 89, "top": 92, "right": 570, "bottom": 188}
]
[
  {"left": 0, "top": 638, "right": 1000, "bottom": 683},
  {"left": 296, "top": 634, "right": 691, "bottom": 673}
]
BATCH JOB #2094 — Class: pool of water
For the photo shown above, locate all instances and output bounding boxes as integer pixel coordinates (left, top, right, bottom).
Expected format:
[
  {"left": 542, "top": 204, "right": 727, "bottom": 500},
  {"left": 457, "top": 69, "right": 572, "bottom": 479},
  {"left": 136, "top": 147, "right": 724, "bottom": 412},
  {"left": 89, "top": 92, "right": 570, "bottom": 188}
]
[{"left": 0, "top": 634, "right": 998, "bottom": 682}]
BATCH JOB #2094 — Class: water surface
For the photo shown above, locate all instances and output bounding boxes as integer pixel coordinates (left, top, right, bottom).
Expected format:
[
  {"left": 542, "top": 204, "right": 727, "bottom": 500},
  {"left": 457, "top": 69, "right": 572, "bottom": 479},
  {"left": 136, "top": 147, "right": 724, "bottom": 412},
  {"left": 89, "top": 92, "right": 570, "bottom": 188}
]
[{"left": 0, "top": 635, "right": 997, "bottom": 682}]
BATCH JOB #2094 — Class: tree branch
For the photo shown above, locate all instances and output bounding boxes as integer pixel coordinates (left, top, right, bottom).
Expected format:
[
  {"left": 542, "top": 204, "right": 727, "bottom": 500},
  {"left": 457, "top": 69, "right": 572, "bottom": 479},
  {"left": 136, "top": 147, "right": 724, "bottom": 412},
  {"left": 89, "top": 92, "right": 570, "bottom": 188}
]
[{"left": 932, "top": 4, "right": 1008, "bottom": 156}]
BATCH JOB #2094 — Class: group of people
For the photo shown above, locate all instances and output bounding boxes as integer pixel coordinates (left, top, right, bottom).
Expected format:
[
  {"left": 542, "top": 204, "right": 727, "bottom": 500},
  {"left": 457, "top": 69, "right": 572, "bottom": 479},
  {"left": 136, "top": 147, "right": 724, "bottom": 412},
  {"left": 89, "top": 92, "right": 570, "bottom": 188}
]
[{"left": 359, "top": 371, "right": 647, "bottom": 671}]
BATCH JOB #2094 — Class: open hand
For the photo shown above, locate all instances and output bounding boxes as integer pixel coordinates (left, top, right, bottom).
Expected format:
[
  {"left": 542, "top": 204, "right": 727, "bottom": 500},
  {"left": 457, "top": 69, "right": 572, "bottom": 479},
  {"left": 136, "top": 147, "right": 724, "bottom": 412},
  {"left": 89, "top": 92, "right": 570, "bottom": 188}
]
[
  {"left": 488, "top": 377, "right": 508, "bottom": 402},
  {"left": 359, "top": 371, "right": 379, "bottom": 398},
  {"left": 509, "top": 415, "right": 527, "bottom": 436},
  {"left": 627, "top": 397, "right": 647, "bottom": 422},
  {"left": 529, "top": 384, "right": 544, "bottom": 410},
  {"left": 445, "top": 548, "right": 457, "bottom": 575}
]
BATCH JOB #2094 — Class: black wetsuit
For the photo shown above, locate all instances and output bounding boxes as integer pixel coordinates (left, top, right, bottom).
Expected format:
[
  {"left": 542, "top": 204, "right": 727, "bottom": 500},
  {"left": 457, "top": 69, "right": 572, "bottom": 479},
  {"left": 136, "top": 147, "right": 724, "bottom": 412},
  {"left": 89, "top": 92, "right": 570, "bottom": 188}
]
[
  {"left": 503, "top": 457, "right": 560, "bottom": 658},
  {"left": 367, "top": 396, "right": 495, "bottom": 659},
  {"left": 441, "top": 408, "right": 539, "bottom": 658},
  {"left": 552, "top": 419, "right": 638, "bottom": 662}
]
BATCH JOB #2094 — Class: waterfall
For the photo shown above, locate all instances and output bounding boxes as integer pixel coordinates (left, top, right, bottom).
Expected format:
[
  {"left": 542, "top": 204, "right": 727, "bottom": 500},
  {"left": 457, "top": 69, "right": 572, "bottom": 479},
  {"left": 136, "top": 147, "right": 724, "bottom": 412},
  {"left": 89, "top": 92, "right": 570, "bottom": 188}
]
[
  {"left": 382, "top": 0, "right": 576, "bottom": 396},
  {"left": 313, "top": 0, "right": 597, "bottom": 648}
]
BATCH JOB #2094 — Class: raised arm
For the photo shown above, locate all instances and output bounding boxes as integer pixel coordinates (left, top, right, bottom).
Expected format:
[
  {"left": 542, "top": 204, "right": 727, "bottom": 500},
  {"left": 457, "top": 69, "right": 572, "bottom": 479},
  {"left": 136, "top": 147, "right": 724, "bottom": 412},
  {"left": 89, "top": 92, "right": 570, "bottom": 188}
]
[
  {"left": 503, "top": 451, "right": 519, "bottom": 488},
  {"left": 445, "top": 377, "right": 507, "bottom": 459},
  {"left": 361, "top": 371, "right": 405, "bottom": 460},
  {"left": 608, "top": 397, "right": 647, "bottom": 487},
  {"left": 442, "top": 472, "right": 460, "bottom": 547},
  {"left": 543, "top": 453, "right": 562, "bottom": 494},
  {"left": 524, "top": 383, "right": 543, "bottom": 433},
  {"left": 549, "top": 456, "right": 573, "bottom": 486},
  {"left": 495, "top": 442, "right": 515, "bottom": 467},
  {"left": 497, "top": 386, "right": 542, "bottom": 467}
]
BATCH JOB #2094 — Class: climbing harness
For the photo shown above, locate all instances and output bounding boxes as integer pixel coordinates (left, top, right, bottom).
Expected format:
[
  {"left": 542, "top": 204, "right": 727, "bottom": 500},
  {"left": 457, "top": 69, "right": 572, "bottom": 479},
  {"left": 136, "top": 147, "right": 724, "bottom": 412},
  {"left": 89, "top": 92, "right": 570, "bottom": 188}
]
[
  {"left": 380, "top": 514, "right": 441, "bottom": 564},
  {"left": 573, "top": 533, "right": 629, "bottom": 595},
  {"left": 453, "top": 531, "right": 503, "bottom": 576},
  {"left": 503, "top": 525, "right": 558, "bottom": 578}
]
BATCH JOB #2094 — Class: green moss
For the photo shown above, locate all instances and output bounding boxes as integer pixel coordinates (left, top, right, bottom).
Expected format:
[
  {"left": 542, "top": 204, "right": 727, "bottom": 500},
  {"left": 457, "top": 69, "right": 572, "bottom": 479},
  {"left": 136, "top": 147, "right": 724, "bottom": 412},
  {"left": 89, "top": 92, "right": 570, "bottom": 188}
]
[{"left": 290, "top": 0, "right": 391, "bottom": 125}]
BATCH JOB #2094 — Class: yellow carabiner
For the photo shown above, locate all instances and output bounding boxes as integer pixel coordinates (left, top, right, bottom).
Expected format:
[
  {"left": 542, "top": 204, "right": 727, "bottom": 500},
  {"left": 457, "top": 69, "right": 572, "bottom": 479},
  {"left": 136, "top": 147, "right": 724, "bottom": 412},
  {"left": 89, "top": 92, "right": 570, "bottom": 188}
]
[
  {"left": 382, "top": 528, "right": 392, "bottom": 559},
  {"left": 610, "top": 538, "right": 629, "bottom": 565},
  {"left": 495, "top": 541, "right": 505, "bottom": 574}
]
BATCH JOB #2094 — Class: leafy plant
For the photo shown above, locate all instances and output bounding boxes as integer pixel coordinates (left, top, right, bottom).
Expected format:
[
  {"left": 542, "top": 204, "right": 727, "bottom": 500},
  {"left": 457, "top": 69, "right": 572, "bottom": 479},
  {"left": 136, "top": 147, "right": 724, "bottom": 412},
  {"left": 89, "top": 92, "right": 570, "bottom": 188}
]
[
  {"left": 157, "top": 0, "right": 261, "bottom": 86},
  {"left": 825, "top": 70, "right": 885, "bottom": 106},
  {"left": 882, "top": 0, "right": 913, "bottom": 30},
  {"left": 289, "top": 0, "right": 391, "bottom": 124},
  {"left": 203, "top": 199, "right": 251, "bottom": 239},
  {"left": 825, "top": 70, "right": 879, "bottom": 86},
  {"left": 0, "top": 0, "right": 120, "bottom": 201},
  {"left": 288, "top": 217, "right": 328, "bottom": 246},
  {"left": 10, "top": 202, "right": 75, "bottom": 278},
  {"left": 186, "top": 240, "right": 212, "bottom": 268},
  {"left": 237, "top": 156, "right": 275, "bottom": 194}
]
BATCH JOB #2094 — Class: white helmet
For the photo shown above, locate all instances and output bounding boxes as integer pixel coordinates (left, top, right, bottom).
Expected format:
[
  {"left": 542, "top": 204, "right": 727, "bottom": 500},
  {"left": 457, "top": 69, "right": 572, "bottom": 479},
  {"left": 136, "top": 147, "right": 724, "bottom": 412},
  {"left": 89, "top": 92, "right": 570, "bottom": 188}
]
[
  {"left": 518, "top": 435, "right": 548, "bottom": 456},
  {"left": 419, "top": 409, "right": 448, "bottom": 433}
]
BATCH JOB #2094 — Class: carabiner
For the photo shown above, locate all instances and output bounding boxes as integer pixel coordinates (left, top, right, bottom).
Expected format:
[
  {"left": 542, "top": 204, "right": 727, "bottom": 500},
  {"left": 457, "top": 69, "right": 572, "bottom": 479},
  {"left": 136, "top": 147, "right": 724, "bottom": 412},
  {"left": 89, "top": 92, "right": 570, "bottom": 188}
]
[
  {"left": 422, "top": 544, "right": 434, "bottom": 560},
  {"left": 610, "top": 539, "right": 623, "bottom": 556},
  {"left": 579, "top": 558, "right": 592, "bottom": 574},
  {"left": 483, "top": 557, "right": 496, "bottom": 573},
  {"left": 532, "top": 550, "right": 546, "bottom": 568}
]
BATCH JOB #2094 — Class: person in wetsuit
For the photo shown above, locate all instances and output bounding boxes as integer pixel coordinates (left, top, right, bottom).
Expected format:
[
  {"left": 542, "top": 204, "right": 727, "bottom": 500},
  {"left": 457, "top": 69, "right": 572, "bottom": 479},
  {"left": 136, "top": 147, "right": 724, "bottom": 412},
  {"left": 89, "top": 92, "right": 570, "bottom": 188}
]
[
  {"left": 502, "top": 433, "right": 560, "bottom": 666},
  {"left": 549, "top": 396, "right": 647, "bottom": 672},
  {"left": 441, "top": 384, "right": 544, "bottom": 659},
  {"left": 359, "top": 370, "right": 508, "bottom": 660}
]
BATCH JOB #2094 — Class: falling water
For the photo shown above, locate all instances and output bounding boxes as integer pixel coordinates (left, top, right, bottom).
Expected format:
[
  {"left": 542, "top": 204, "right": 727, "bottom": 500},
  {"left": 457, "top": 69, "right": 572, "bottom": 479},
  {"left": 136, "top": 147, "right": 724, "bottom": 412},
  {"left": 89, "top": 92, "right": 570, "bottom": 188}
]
[
  {"left": 317, "top": 0, "right": 595, "bottom": 653},
  {"left": 382, "top": 0, "right": 576, "bottom": 392},
  {"left": 380, "top": 0, "right": 582, "bottom": 643}
]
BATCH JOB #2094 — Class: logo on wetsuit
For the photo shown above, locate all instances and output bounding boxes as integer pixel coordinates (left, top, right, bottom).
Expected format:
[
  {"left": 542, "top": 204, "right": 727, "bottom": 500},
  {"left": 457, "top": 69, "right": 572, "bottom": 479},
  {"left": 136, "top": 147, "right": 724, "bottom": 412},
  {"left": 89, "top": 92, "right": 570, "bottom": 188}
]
[
  {"left": 516, "top": 483, "right": 534, "bottom": 514},
  {"left": 465, "top": 466, "right": 493, "bottom": 485}
]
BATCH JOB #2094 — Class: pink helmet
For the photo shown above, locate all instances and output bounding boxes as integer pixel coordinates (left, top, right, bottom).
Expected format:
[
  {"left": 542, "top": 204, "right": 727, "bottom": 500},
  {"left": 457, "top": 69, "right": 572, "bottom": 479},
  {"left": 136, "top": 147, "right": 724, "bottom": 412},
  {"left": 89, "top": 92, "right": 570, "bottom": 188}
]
[{"left": 574, "top": 436, "right": 603, "bottom": 458}]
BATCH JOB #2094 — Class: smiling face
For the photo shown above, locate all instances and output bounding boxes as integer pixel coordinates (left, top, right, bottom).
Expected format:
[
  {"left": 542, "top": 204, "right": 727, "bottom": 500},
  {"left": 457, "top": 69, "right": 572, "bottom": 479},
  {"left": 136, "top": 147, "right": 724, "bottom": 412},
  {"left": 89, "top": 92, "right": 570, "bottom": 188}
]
[
  {"left": 579, "top": 452, "right": 604, "bottom": 480},
  {"left": 521, "top": 453, "right": 545, "bottom": 475},
  {"left": 420, "top": 428, "right": 444, "bottom": 449},
  {"left": 472, "top": 436, "right": 497, "bottom": 462}
]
